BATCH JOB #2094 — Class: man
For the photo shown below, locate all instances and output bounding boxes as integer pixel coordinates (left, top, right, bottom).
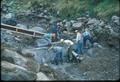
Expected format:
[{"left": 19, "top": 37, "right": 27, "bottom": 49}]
[
  {"left": 60, "top": 39, "right": 74, "bottom": 62},
  {"left": 65, "top": 21, "right": 72, "bottom": 33},
  {"left": 43, "top": 33, "right": 56, "bottom": 46},
  {"left": 50, "top": 21, "right": 61, "bottom": 41},
  {"left": 83, "top": 28, "right": 93, "bottom": 48},
  {"left": 53, "top": 46, "right": 64, "bottom": 65},
  {"left": 75, "top": 30, "right": 83, "bottom": 55}
]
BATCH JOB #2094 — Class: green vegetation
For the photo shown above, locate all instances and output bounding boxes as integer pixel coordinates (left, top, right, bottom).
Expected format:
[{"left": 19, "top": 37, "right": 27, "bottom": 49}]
[
  {"left": 94, "top": 0, "right": 119, "bottom": 18},
  {"left": 1, "top": 0, "right": 119, "bottom": 19}
]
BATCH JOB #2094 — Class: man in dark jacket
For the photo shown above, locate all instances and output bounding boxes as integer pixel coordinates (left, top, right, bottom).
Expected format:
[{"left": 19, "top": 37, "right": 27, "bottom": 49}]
[{"left": 50, "top": 22, "right": 61, "bottom": 41}]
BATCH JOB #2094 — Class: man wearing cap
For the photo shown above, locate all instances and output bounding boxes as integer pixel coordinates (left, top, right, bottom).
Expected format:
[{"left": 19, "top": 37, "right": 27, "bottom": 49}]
[
  {"left": 75, "top": 30, "right": 83, "bottom": 55},
  {"left": 60, "top": 39, "right": 74, "bottom": 62}
]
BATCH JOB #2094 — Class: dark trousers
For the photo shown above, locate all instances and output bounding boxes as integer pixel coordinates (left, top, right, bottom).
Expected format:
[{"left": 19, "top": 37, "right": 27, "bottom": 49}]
[
  {"left": 67, "top": 45, "right": 73, "bottom": 62},
  {"left": 83, "top": 35, "right": 93, "bottom": 48}
]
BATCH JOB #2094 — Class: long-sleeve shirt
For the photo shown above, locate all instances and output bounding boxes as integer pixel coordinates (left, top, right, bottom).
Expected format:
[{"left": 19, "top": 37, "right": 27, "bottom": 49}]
[{"left": 76, "top": 32, "right": 83, "bottom": 43}]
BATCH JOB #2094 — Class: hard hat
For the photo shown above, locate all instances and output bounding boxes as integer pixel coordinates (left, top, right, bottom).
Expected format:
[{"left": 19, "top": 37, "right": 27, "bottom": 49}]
[
  {"left": 75, "top": 30, "right": 78, "bottom": 32},
  {"left": 60, "top": 39, "right": 64, "bottom": 42}
]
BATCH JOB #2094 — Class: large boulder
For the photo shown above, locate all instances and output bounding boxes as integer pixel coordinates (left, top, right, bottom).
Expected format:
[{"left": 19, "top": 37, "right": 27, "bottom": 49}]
[
  {"left": 1, "top": 13, "right": 17, "bottom": 26},
  {"left": 36, "top": 72, "right": 50, "bottom": 80},
  {"left": 21, "top": 49, "right": 36, "bottom": 57},
  {"left": 1, "top": 61, "right": 37, "bottom": 81},
  {"left": 1, "top": 49, "right": 40, "bottom": 73},
  {"left": 72, "top": 22, "right": 83, "bottom": 30},
  {"left": 2, "top": 49, "right": 27, "bottom": 67},
  {"left": 87, "top": 18, "right": 100, "bottom": 26},
  {"left": 111, "top": 16, "right": 120, "bottom": 25}
]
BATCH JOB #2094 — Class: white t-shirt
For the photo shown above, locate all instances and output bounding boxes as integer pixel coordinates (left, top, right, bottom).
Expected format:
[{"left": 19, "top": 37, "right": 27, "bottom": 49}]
[{"left": 64, "top": 40, "right": 74, "bottom": 45}]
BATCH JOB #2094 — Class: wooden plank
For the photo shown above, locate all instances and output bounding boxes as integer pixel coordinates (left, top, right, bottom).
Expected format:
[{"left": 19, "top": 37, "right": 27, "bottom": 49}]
[
  {"left": 1, "top": 23, "right": 46, "bottom": 37},
  {"left": 11, "top": 31, "right": 41, "bottom": 38}
]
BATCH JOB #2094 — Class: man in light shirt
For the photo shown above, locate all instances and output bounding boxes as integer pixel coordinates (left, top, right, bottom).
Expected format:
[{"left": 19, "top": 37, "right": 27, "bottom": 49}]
[
  {"left": 60, "top": 39, "right": 74, "bottom": 62},
  {"left": 75, "top": 30, "right": 83, "bottom": 55}
]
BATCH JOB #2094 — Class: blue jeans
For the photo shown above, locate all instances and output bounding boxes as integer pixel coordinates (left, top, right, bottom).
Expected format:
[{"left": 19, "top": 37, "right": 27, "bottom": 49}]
[
  {"left": 54, "top": 52, "right": 63, "bottom": 65},
  {"left": 76, "top": 41, "right": 83, "bottom": 54},
  {"left": 83, "top": 35, "right": 93, "bottom": 48}
]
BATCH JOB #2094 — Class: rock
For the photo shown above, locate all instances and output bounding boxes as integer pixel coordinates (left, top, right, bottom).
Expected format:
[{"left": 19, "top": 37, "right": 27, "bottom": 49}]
[
  {"left": 25, "top": 10, "right": 32, "bottom": 15},
  {"left": 111, "top": 16, "right": 120, "bottom": 25},
  {"left": 44, "top": 10, "right": 47, "bottom": 13},
  {"left": 38, "top": 13, "right": 44, "bottom": 17},
  {"left": 110, "top": 31, "right": 119, "bottom": 39},
  {"left": 4, "top": 13, "right": 15, "bottom": 19},
  {"left": 26, "top": 58, "right": 40, "bottom": 73},
  {"left": 36, "top": 72, "right": 50, "bottom": 80},
  {"left": 87, "top": 18, "right": 100, "bottom": 25},
  {"left": 72, "top": 22, "right": 83, "bottom": 28},
  {"left": 1, "top": 29, "right": 16, "bottom": 45},
  {"left": 2, "top": 18, "right": 17, "bottom": 26},
  {"left": 87, "top": 18, "right": 96, "bottom": 24},
  {"left": 77, "top": 17, "right": 87, "bottom": 22},
  {"left": 2, "top": 49, "right": 40, "bottom": 73},
  {"left": 16, "top": 24, "right": 27, "bottom": 29},
  {"left": 105, "top": 25, "right": 112, "bottom": 29},
  {"left": 2, "top": 49, "right": 27, "bottom": 67},
  {"left": 21, "top": 49, "right": 36, "bottom": 57},
  {"left": 35, "top": 38, "right": 51, "bottom": 47},
  {"left": 70, "top": 20, "right": 76, "bottom": 23},
  {"left": 30, "top": 26, "right": 46, "bottom": 32},
  {"left": 65, "top": 21, "right": 71, "bottom": 27},
  {"left": 93, "top": 42, "right": 104, "bottom": 49},
  {"left": 94, "top": 26, "right": 102, "bottom": 32},
  {"left": 99, "top": 21, "right": 105, "bottom": 26},
  {"left": 1, "top": 13, "right": 17, "bottom": 26},
  {"left": 1, "top": 61, "right": 36, "bottom": 81}
]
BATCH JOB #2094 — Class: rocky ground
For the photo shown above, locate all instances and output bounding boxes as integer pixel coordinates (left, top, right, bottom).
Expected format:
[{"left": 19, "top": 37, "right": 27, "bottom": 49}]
[{"left": 1, "top": 4, "right": 120, "bottom": 81}]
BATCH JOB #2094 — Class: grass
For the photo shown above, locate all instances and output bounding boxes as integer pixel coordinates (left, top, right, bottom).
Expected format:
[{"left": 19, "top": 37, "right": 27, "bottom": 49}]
[{"left": 1, "top": 0, "right": 119, "bottom": 19}]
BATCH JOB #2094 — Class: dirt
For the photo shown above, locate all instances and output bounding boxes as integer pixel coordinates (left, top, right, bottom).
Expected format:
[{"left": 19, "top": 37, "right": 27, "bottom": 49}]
[{"left": 46, "top": 47, "right": 119, "bottom": 80}]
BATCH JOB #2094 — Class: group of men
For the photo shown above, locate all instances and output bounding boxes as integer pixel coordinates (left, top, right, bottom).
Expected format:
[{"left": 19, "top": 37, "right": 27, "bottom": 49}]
[
  {"left": 75, "top": 29, "right": 94, "bottom": 55},
  {"left": 43, "top": 20, "right": 94, "bottom": 65},
  {"left": 62, "top": 28, "right": 94, "bottom": 63}
]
